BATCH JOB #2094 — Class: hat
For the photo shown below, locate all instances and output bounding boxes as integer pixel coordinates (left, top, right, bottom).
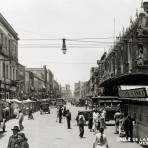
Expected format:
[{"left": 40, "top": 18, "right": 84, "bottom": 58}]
[
  {"left": 18, "top": 132, "right": 28, "bottom": 141},
  {"left": 11, "top": 126, "right": 20, "bottom": 131}
]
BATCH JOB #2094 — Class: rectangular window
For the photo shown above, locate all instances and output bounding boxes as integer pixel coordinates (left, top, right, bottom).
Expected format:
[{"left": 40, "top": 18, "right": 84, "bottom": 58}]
[
  {"left": 5, "top": 37, "right": 7, "bottom": 48},
  {"left": 2, "top": 62, "right": 5, "bottom": 78},
  {"left": 13, "top": 68, "right": 15, "bottom": 80},
  {"left": 6, "top": 65, "right": 8, "bottom": 79},
  {"left": 10, "top": 66, "right": 12, "bottom": 80}
]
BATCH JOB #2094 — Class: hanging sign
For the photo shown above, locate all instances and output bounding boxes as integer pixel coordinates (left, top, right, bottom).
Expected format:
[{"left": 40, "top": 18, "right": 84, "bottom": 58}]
[{"left": 119, "top": 88, "right": 147, "bottom": 98}]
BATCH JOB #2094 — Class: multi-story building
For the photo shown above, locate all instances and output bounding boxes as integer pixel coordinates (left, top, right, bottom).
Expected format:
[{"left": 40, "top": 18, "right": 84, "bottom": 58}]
[
  {"left": 61, "top": 84, "right": 72, "bottom": 101},
  {"left": 16, "top": 63, "right": 25, "bottom": 100},
  {"left": 25, "top": 65, "right": 53, "bottom": 99},
  {"left": 53, "top": 80, "right": 61, "bottom": 98},
  {"left": 95, "top": 1, "right": 148, "bottom": 140},
  {"left": 97, "top": 1, "right": 148, "bottom": 95},
  {"left": 47, "top": 69, "right": 54, "bottom": 98},
  {"left": 74, "top": 81, "right": 85, "bottom": 101},
  {"left": 0, "top": 13, "right": 19, "bottom": 99},
  {"left": 89, "top": 67, "right": 100, "bottom": 97}
]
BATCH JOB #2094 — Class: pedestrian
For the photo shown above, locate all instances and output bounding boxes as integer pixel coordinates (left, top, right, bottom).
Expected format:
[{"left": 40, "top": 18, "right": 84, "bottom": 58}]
[
  {"left": 76, "top": 111, "right": 80, "bottom": 126},
  {"left": 78, "top": 114, "right": 85, "bottom": 138},
  {"left": 100, "top": 108, "right": 106, "bottom": 129},
  {"left": 118, "top": 113, "right": 124, "bottom": 137},
  {"left": 114, "top": 110, "right": 121, "bottom": 134},
  {"left": 7, "top": 125, "right": 20, "bottom": 148},
  {"left": 14, "top": 107, "right": 20, "bottom": 119},
  {"left": 18, "top": 110, "right": 24, "bottom": 131},
  {"left": 18, "top": 132, "right": 29, "bottom": 148},
  {"left": 56, "top": 106, "right": 59, "bottom": 122},
  {"left": 66, "top": 109, "right": 71, "bottom": 129},
  {"left": 63, "top": 106, "right": 67, "bottom": 117},
  {"left": 97, "top": 111, "right": 101, "bottom": 130},
  {"left": 58, "top": 106, "right": 63, "bottom": 123},
  {"left": 93, "top": 127, "right": 109, "bottom": 148},
  {"left": 122, "top": 114, "right": 133, "bottom": 142},
  {"left": 88, "top": 112, "right": 93, "bottom": 132},
  {"left": 28, "top": 108, "right": 34, "bottom": 120},
  {"left": 92, "top": 110, "right": 98, "bottom": 132}
]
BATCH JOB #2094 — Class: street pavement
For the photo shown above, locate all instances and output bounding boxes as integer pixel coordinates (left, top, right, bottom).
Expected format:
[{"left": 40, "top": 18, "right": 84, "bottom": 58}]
[{"left": 0, "top": 103, "right": 143, "bottom": 148}]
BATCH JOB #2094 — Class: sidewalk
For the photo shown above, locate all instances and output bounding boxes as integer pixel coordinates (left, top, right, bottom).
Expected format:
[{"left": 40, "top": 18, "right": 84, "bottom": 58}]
[{"left": 104, "top": 126, "right": 143, "bottom": 148}]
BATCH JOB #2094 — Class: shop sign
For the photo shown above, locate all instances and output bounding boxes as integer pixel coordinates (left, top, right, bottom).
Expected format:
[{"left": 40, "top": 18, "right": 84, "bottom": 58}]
[{"left": 119, "top": 88, "right": 147, "bottom": 98}]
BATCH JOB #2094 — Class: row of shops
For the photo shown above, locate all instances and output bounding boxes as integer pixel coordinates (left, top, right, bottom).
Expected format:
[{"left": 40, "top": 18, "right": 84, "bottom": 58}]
[{"left": 0, "top": 98, "right": 40, "bottom": 123}]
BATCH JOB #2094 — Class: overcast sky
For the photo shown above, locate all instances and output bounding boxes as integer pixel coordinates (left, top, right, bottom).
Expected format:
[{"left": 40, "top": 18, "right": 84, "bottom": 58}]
[{"left": 0, "top": 0, "right": 142, "bottom": 90}]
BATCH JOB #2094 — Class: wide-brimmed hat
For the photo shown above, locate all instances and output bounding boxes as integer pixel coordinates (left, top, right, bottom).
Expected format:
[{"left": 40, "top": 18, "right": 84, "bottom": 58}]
[
  {"left": 11, "top": 126, "right": 20, "bottom": 131},
  {"left": 18, "top": 132, "right": 28, "bottom": 141}
]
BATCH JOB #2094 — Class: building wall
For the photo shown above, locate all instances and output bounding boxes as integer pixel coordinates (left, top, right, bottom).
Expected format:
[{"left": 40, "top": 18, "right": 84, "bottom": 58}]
[
  {"left": 0, "top": 13, "right": 18, "bottom": 99},
  {"left": 128, "top": 103, "right": 148, "bottom": 139}
]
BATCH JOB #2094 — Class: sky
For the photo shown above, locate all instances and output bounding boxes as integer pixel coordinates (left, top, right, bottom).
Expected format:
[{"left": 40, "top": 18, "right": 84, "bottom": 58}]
[{"left": 0, "top": 0, "right": 142, "bottom": 90}]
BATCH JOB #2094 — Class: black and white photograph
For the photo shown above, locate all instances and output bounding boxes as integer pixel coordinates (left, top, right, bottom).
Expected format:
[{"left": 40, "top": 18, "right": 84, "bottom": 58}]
[{"left": 0, "top": 0, "right": 148, "bottom": 148}]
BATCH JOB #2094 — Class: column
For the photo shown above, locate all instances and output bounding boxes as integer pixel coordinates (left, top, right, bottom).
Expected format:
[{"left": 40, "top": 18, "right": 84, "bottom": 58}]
[{"left": 128, "top": 40, "right": 132, "bottom": 73}]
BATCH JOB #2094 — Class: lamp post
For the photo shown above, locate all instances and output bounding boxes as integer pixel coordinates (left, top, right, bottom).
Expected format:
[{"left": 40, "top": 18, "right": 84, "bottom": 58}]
[{"left": 61, "top": 38, "right": 67, "bottom": 54}]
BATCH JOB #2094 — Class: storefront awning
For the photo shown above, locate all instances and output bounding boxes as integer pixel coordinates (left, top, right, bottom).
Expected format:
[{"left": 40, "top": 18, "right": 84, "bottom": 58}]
[{"left": 12, "top": 99, "right": 22, "bottom": 103}]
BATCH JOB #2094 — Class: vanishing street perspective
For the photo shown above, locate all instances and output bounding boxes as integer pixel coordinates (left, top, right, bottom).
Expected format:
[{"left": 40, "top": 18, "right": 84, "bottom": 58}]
[{"left": 0, "top": 0, "right": 148, "bottom": 148}]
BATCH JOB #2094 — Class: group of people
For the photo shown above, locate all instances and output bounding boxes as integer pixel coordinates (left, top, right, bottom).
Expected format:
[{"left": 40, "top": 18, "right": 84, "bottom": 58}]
[
  {"left": 57, "top": 106, "right": 72, "bottom": 129},
  {"left": 7, "top": 108, "right": 34, "bottom": 148},
  {"left": 87, "top": 108, "right": 106, "bottom": 133},
  {"left": 76, "top": 108, "right": 107, "bottom": 139},
  {"left": 7, "top": 125, "right": 29, "bottom": 148},
  {"left": 114, "top": 110, "right": 135, "bottom": 142},
  {"left": 76, "top": 111, "right": 109, "bottom": 147}
]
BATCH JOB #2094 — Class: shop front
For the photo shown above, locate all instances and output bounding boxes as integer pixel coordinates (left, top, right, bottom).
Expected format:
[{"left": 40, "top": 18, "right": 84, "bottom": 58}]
[{"left": 119, "top": 88, "right": 148, "bottom": 140}]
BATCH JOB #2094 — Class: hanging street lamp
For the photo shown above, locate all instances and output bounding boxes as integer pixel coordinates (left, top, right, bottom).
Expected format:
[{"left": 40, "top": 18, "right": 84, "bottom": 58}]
[{"left": 61, "top": 38, "right": 67, "bottom": 54}]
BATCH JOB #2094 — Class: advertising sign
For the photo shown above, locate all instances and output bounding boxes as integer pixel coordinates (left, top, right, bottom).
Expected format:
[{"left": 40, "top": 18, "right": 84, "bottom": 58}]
[{"left": 119, "top": 88, "right": 147, "bottom": 98}]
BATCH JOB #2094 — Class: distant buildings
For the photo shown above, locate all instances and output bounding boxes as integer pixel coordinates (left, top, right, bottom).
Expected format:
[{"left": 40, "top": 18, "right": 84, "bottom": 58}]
[
  {"left": 74, "top": 81, "right": 90, "bottom": 101},
  {"left": 61, "top": 84, "right": 72, "bottom": 101},
  {"left": 0, "top": 13, "right": 61, "bottom": 100}
]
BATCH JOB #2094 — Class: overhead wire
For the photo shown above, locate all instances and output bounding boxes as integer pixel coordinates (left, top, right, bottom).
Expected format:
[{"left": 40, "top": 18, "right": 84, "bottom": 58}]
[{"left": 18, "top": 37, "right": 114, "bottom": 49}]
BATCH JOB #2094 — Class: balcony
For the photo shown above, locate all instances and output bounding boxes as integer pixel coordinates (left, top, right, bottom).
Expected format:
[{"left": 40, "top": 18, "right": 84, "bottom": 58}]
[{"left": 100, "top": 72, "right": 114, "bottom": 84}]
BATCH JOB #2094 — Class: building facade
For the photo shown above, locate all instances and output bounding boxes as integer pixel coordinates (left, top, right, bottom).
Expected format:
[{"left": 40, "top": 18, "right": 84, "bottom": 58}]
[
  {"left": 74, "top": 81, "right": 86, "bottom": 101},
  {"left": 97, "top": 2, "right": 148, "bottom": 96},
  {"left": 61, "top": 84, "right": 72, "bottom": 101},
  {"left": 0, "top": 13, "right": 19, "bottom": 99}
]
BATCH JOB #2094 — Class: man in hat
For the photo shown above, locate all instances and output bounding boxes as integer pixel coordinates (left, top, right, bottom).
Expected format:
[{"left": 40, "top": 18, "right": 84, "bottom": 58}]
[
  {"left": 66, "top": 109, "right": 71, "bottom": 129},
  {"left": 7, "top": 125, "right": 20, "bottom": 148}
]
